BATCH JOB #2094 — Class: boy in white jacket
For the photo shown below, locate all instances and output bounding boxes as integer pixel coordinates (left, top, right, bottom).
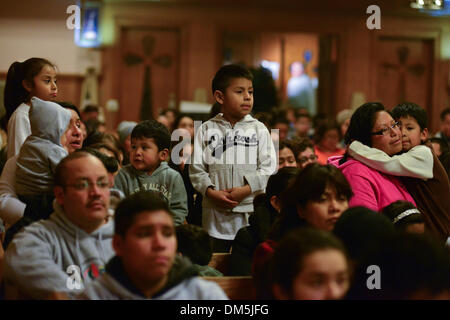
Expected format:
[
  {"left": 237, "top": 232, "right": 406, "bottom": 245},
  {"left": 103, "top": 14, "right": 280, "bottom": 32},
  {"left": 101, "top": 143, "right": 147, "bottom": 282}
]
[{"left": 189, "top": 64, "right": 277, "bottom": 252}]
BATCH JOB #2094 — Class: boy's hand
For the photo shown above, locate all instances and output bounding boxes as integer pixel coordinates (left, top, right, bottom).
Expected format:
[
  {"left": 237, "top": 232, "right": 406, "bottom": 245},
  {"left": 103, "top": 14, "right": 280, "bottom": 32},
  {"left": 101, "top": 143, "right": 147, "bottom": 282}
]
[
  {"left": 225, "top": 185, "right": 252, "bottom": 203},
  {"left": 206, "top": 188, "right": 238, "bottom": 209}
]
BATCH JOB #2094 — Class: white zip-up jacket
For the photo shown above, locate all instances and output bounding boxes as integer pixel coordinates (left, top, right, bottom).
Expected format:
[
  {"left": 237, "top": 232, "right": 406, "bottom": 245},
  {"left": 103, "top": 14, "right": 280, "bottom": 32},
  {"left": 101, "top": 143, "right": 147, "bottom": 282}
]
[{"left": 189, "top": 113, "right": 276, "bottom": 240}]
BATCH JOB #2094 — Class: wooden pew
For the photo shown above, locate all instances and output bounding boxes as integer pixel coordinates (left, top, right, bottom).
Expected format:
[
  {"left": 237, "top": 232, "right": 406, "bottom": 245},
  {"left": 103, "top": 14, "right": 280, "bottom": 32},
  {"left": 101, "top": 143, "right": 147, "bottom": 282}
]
[
  {"left": 203, "top": 276, "right": 256, "bottom": 300},
  {"left": 208, "top": 253, "right": 231, "bottom": 276}
]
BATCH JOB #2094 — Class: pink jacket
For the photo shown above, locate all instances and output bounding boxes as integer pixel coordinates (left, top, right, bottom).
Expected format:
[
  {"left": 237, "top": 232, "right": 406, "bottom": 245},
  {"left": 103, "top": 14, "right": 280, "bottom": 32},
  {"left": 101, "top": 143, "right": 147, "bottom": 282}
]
[{"left": 328, "top": 155, "right": 416, "bottom": 212}]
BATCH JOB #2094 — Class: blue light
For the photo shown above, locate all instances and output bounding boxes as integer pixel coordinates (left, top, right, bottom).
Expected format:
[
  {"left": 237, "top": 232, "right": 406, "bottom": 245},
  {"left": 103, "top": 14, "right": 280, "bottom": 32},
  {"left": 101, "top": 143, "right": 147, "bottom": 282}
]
[
  {"left": 418, "top": 0, "right": 450, "bottom": 16},
  {"left": 75, "top": 2, "right": 101, "bottom": 48}
]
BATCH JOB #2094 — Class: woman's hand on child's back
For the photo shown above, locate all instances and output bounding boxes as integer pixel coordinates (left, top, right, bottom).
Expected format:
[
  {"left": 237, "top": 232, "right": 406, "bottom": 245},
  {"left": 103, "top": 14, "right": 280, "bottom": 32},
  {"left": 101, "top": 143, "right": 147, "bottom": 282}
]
[{"left": 206, "top": 189, "right": 239, "bottom": 209}]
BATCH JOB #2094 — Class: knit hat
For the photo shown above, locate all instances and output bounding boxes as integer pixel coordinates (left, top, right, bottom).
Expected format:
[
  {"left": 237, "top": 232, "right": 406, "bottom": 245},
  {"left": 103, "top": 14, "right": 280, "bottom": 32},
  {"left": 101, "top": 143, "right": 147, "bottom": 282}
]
[{"left": 117, "top": 121, "right": 137, "bottom": 145}]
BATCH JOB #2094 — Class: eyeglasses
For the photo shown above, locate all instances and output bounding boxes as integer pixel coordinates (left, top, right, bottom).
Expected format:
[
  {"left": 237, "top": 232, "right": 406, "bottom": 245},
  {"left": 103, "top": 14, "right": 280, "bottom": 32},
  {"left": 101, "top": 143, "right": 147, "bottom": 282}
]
[
  {"left": 371, "top": 121, "right": 400, "bottom": 136},
  {"left": 297, "top": 154, "right": 318, "bottom": 164},
  {"left": 65, "top": 179, "right": 110, "bottom": 191}
]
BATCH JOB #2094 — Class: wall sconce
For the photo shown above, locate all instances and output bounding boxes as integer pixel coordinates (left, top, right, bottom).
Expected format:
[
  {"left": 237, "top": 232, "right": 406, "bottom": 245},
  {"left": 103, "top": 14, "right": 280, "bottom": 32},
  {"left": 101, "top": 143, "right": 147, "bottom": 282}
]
[{"left": 74, "top": 1, "right": 102, "bottom": 48}]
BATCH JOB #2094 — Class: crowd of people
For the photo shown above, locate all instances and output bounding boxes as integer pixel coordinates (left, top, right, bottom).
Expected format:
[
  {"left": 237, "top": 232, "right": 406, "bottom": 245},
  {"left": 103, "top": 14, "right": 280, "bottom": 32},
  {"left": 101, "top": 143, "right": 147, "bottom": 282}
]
[{"left": 0, "top": 58, "right": 449, "bottom": 300}]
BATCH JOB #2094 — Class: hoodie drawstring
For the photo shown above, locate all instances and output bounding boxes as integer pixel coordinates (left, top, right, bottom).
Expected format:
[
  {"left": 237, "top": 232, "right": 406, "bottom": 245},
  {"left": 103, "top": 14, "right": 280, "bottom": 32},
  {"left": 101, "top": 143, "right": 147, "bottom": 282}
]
[{"left": 98, "top": 231, "right": 107, "bottom": 263}]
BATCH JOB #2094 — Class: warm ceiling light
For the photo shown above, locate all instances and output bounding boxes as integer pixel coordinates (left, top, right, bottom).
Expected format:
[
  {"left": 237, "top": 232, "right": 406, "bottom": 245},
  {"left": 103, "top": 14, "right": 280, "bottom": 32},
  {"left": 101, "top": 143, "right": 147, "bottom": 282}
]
[{"left": 410, "top": 0, "right": 444, "bottom": 9}]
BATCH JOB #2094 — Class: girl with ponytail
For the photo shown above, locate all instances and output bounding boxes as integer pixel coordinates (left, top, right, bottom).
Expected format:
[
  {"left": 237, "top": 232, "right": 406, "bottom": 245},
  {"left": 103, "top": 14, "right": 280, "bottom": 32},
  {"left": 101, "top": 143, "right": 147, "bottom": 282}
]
[{"left": 4, "top": 58, "right": 58, "bottom": 158}]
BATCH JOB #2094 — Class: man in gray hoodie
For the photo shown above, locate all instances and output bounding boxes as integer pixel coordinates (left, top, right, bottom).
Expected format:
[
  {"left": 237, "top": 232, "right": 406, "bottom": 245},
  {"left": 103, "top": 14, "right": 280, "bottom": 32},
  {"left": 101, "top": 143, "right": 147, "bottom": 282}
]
[
  {"left": 3, "top": 152, "right": 114, "bottom": 299},
  {"left": 79, "top": 191, "right": 228, "bottom": 300}
]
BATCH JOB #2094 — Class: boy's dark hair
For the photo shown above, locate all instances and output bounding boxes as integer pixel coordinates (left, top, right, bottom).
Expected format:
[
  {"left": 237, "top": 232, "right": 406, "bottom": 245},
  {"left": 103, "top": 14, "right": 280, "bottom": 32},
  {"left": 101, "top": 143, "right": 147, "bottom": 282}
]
[
  {"left": 176, "top": 224, "right": 212, "bottom": 265},
  {"left": 80, "top": 147, "right": 119, "bottom": 174},
  {"left": 131, "top": 120, "right": 171, "bottom": 151},
  {"left": 381, "top": 200, "right": 423, "bottom": 231},
  {"left": 392, "top": 102, "right": 428, "bottom": 130},
  {"left": 440, "top": 108, "right": 450, "bottom": 121},
  {"left": 212, "top": 64, "right": 253, "bottom": 94},
  {"left": 115, "top": 191, "right": 172, "bottom": 237},
  {"left": 57, "top": 101, "right": 81, "bottom": 119}
]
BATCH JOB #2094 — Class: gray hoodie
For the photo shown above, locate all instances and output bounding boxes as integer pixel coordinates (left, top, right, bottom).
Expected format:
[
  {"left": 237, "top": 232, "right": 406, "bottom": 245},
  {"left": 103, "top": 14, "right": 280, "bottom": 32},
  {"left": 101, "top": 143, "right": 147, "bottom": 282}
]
[
  {"left": 3, "top": 201, "right": 114, "bottom": 299},
  {"left": 79, "top": 255, "right": 228, "bottom": 300},
  {"left": 114, "top": 161, "right": 188, "bottom": 226},
  {"left": 15, "top": 97, "right": 71, "bottom": 195}
]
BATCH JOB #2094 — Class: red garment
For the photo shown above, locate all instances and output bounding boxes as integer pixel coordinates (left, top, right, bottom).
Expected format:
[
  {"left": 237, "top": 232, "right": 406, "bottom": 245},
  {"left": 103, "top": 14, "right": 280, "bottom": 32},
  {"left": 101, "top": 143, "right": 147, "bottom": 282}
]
[
  {"left": 251, "top": 239, "right": 277, "bottom": 277},
  {"left": 252, "top": 239, "right": 278, "bottom": 299},
  {"left": 314, "top": 145, "right": 345, "bottom": 165}
]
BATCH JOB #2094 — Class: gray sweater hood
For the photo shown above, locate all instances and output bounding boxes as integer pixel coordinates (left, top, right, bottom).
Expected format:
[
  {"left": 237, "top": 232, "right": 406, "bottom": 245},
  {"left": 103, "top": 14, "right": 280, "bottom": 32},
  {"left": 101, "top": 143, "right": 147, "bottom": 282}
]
[
  {"left": 30, "top": 96, "right": 71, "bottom": 146},
  {"left": 131, "top": 160, "right": 171, "bottom": 178},
  {"left": 3, "top": 201, "right": 114, "bottom": 298},
  {"left": 211, "top": 113, "right": 256, "bottom": 126},
  {"left": 79, "top": 255, "right": 229, "bottom": 300},
  {"left": 15, "top": 97, "right": 71, "bottom": 195},
  {"left": 51, "top": 201, "right": 114, "bottom": 241}
]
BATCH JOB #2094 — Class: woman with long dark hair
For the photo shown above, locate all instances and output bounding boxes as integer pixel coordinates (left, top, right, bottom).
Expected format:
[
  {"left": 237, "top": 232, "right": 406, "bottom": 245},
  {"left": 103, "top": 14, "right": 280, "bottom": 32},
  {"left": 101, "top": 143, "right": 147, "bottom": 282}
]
[{"left": 328, "top": 102, "right": 416, "bottom": 211}]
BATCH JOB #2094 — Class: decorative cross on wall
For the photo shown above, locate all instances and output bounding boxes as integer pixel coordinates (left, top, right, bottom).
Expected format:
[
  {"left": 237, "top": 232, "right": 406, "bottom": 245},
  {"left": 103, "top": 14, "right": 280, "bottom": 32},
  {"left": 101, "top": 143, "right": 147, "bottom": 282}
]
[
  {"left": 123, "top": 35, "right": 173, "bottom": 120},
  {"left": 381, "top": 46, "right": 425, "bottom": 102}
]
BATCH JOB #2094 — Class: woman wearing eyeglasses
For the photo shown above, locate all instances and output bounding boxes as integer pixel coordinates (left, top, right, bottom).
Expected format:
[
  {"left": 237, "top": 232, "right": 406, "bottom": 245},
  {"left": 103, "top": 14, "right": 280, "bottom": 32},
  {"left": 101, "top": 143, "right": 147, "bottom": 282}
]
[
  {"left": 328, "top": 102, "right": 416, "bottom": 212},
  {"left": 291, "top": 137, "right": 318, "bottom": 170}
]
